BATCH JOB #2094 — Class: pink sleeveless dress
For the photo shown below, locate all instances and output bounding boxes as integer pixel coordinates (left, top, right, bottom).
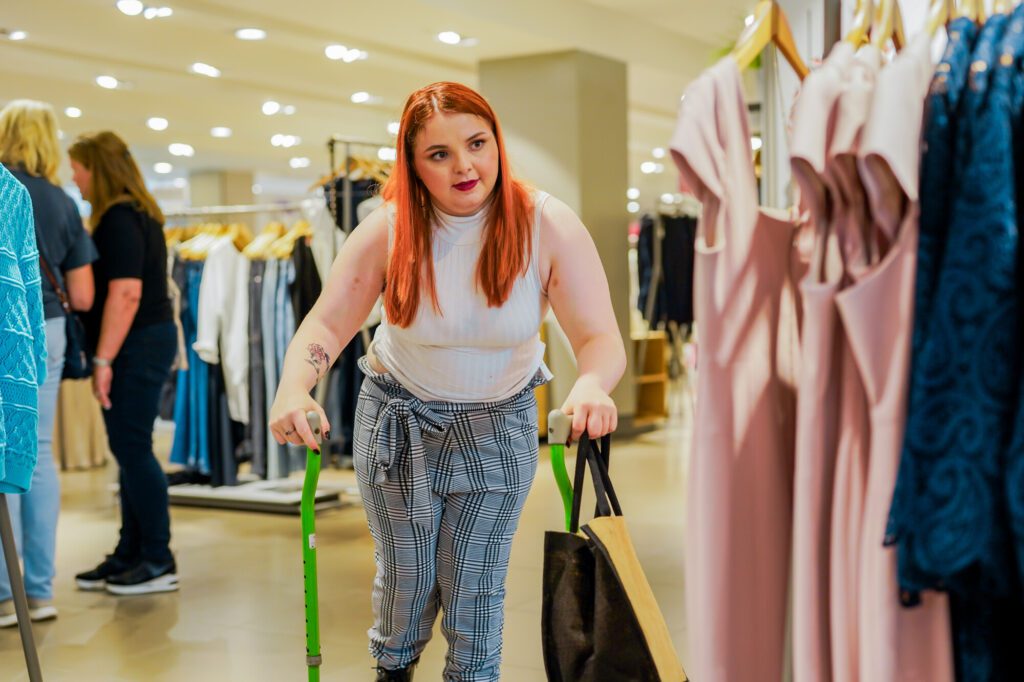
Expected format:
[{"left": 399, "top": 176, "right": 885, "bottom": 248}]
[
  {"left": 846, "top": 30, "right": 954, "bottom": 682},
  {"left": 789, "top": 40, "right": 855, "bottom": 682},
  {"left": 670, "top": 58, "right": 803, "bottom": 682}
]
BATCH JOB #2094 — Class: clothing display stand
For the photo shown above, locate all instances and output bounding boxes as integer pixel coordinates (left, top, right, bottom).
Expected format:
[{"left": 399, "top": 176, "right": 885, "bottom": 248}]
[
  {"left": 163, "top": 200, "right": 345, "bottom": 515},
  {"left": 0, "top": 494, "right": 43, "bottom": 681}
]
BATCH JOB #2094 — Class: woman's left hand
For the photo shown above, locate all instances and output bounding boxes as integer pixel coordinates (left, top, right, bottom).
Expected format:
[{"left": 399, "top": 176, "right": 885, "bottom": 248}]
[
  {"left": 92, "top": 366, "right": 113, "bottom": 410},
  {"left": 561, "top": 375, "right": 617, "bottom": 443}
]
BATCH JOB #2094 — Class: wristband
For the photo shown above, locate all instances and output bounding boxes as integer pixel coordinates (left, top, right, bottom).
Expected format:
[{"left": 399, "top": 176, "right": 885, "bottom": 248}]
[{"left": 92, "top": 356, "right": 112, "bottom": 368}]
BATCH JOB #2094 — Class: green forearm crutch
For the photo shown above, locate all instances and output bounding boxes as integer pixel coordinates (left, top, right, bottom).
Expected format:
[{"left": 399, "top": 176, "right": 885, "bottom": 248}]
[
  {"left": 548, "top": 410, "right": 574, "bottom": 532},
  {"left": 301, "top": 411, "right": 324, "bottom": 682}
]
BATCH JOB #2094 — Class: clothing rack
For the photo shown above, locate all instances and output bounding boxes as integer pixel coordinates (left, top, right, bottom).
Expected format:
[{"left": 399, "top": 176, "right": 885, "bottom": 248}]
[
  {"left": 326, "top": 135, "right": 393, "bottom": 233},
  {"left": 0, "top": 494, "right": 43, "bottom": 681},
  {"left": 165, "top": 200, "right": 314, "bottom": 220}
]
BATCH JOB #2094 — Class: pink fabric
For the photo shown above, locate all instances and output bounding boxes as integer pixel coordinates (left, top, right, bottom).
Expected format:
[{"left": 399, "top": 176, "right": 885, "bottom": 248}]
[
  {"left": 788, "top": 41, "right": 855, "bottom": 682},
  {"left": 670, "top": 58, "right": 801, "bottom": 682},
  {"left": 846, "top": 30, "right": 954, "bottom": 682}
]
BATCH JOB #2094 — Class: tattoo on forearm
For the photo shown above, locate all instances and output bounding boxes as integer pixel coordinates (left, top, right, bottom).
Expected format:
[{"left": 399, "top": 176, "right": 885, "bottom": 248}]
[{"left": 305, "top": 343, "right": 331, "bottom": 379}]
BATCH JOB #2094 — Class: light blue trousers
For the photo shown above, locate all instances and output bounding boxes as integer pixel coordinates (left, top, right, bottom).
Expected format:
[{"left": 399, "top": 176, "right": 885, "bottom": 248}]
[{"left": 0, "top": 317, "right": 66, "bottom": 601}]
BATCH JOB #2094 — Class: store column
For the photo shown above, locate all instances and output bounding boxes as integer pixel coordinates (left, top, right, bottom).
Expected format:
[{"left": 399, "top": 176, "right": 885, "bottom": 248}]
[
  {"left": 480, "top": 50, "right": 637, "bottom": 421},
  {"left": 188, "top": 170, "right": 254, "bottom": 206}
]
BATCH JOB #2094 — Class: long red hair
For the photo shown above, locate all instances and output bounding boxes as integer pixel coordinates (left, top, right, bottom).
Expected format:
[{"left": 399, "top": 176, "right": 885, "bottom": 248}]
[{"left": 381, "top": 82, "right": 533, "bottom": 327}]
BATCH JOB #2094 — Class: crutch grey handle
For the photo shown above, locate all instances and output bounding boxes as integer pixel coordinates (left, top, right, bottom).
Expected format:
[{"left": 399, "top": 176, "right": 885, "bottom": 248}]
[
  {"left": 548, "top": 409, "right": 572, "bottom": 445},
  {"left": 306, "top": 411, "right": 323, "bottom": 445}
]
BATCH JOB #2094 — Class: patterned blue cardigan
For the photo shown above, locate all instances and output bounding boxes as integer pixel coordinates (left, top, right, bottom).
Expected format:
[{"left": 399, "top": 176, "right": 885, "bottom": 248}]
[{"left": 0, "top": 164, "right": 48, "bottom": 494}]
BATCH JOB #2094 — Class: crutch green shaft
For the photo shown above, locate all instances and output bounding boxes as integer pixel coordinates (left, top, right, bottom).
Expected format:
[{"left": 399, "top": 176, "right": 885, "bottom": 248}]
[
  {"left": 548, "top": 410, "right": 574, "bottom": 532},
  {"left": 301, "top": 411, "right": 324, "bottom": 682}
]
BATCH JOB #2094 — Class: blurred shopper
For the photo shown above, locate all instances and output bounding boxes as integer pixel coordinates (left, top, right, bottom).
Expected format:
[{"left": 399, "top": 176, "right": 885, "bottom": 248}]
[
  {"left": 0, "top": 99, "right": 97, "bottom": 626},
  {"left": 68, "top": 131, "right": 178, "bottom": 596}
]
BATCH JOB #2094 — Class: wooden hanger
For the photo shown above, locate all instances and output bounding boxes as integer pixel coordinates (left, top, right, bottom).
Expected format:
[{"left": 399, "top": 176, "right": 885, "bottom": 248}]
[
  {"left": 871, "top": 0, "right": 907, "bottom": 51},
  {"left": 926, "top": 0, "right": 954, "bottom": 35},
  {"left": 845, "top": 0, "right": 875, "bottom": 46},
  {"left": 268, "top": 220, "right": 313, "bottom": 259},
  {"left": 243, "top": 221, "right": 288, "bottom": 260},
  {"left": 955, "top": 0, "right": 986, "bottom": 23},
  {"left": 731, "top": 1, "right": 809, "bottom": 80}
]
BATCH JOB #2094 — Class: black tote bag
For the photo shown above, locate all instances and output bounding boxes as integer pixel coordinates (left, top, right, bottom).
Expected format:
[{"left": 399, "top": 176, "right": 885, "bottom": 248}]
[
  {"left": 38, "top": 255, "right": 92, "bottom": 379},
  {"left": 541, "top": 433, "right": 688, "bottom": 682}
]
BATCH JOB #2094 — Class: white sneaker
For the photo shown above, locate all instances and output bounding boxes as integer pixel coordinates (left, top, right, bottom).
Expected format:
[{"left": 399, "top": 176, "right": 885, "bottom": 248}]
[
  {"left": 28, "top": 598, "right": 57, "bottom": 622},
  {"left": 0, "top": 600, "right": 17, "bottom": 628}
]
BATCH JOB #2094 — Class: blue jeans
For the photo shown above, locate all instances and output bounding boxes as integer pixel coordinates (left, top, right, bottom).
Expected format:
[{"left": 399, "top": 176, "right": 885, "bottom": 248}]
[
  {"left": 0, "top": 317, "right": 66, "bottom": 601},
  {"left": 103, "top": 322, "right": 177, "bottom": 566}
]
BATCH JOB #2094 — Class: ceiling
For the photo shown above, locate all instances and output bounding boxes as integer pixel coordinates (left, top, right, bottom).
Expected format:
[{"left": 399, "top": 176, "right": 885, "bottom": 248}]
[{"left": 0, "top": 0, "right": 756, "bottom": 199}]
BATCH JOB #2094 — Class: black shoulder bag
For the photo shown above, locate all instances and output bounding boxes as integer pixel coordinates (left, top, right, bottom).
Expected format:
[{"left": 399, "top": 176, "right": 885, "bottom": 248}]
[{"left": 38, "top": 255, "right": 92, "bottom": 379}]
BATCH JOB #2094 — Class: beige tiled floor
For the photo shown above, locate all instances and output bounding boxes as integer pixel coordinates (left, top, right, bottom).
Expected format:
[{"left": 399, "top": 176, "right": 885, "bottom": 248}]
[{"left": 0, "top": 413, "right": 692, "bottom": 681}]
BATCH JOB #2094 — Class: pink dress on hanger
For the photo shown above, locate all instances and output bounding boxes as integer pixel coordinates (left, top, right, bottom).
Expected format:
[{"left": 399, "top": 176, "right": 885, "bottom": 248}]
[
  {"left": 845, "top": 30, "right": 954, "bottom": 682},
  {"left": 788, "top": 40, "right": 856, "bottom": 682},
  {"left": 822, "top": 45, "right": 881, "bottom": 682},
  {"left": 670, "top": 58, "right": 803, "bottom": 682}
]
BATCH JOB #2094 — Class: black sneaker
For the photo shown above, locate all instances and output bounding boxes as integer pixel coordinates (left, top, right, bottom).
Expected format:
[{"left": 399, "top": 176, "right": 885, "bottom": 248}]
[
  {"left": 105, "top": 561, "right": 179, "bottom": 596},
  {"left": 75, "top": 556, "right": 135, "bottom": 592}
]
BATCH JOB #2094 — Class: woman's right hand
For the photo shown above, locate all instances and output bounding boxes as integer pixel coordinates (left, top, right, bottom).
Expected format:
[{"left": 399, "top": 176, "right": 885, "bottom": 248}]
[{"left": 269, "top": 387, "right": 331, "bottom": 452}]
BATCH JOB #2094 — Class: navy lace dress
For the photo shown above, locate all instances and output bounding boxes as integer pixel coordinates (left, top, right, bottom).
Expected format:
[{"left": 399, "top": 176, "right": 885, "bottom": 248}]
[{"left": 892, "top": 11, "right": 1024, "bottom": 680}]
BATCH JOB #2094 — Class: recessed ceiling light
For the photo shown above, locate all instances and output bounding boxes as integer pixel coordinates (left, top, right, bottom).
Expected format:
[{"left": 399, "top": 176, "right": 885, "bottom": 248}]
[
  {"left": 377, "top": 147, "right": 397, "bottom": 162},
  {"left": 96, "top": 75, "right": 120, "bottom": 89},
  {"left": 744, "top": 13, "right": 756, "bottom": 27},
  {"left": 750, "top": 136, "right": 763, "bottom": 151},
  {"left": 154, "top": 162, "right": 173, "bottom": 174},
  {"left": 168, "top": 143, "right": 194, "bottom": 157},
  {"left": 172, "top": 177, "right": 187, "bottom": 189},
  {"left": 325, "top": 44, "right": 348, "bottom": 60},
  {"left": 387, "top": 121, "right": 400, "bottom": 136},
  {"left": 640, "top": 161, "right": 665, "bottom": 175},
  {"left": 210, "top": 126, "right": 232, "bottom": 138},
  {"left": 342, "top": 49, "right": 367, "bottom": 63},
  {"left": 235, "top": 28, "right": 266, "bottom": 41},
  {"left": 7, "top": 30, "right": 27, "bottom": 41},
  {"left": 289, "top": 157, "right": 311, "bottom": 169},
  {"left": 350, "top": 91, "right": 370, "bottom": 104},
  {"left": 116, "top": 0, "right": 144, "bottom": 16},
  {"left": 438, "top": 31, "right": 461, "bottom": 45},
  {"left": 64, "top": 106, "right": 82, "bottom": 119},
  {"left": 143, "top": 6, "right": 173, "bottom": 19},
  {"left": 251, "top": 183, "right": 263, "bottom": 195},
  {"left": 282, "top": 105, "right": 296, "bottom": 115},
  {"left": 660, "top": 193, "right": 675, "bottom": 204},
  {"left": 626, "top": 187, "right": 640, "bottom": 200},
  {"left": 627, "top": 201, "right": 640, "bottom": 214},
  {"left": 652, "top": 147, "right": 666, "bottom": 159},
  {"left": 271, "top": 134, "right": 300, "bottom": 148},
  {"left": 262, "top": 100, "right": 281, "bottom": 116},
  {"left": 146, "top": 116, "right": 169, "bottom": 131},
  {"left": 190, "top": 62, "right": 221, "bottom": 78}
]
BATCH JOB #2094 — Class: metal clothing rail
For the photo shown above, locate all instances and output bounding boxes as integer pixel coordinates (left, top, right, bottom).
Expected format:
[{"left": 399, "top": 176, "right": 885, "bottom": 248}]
[
  {"left": 326, "top": 135, "right": 393, "bottom": 233},
  {"left": 1, "top": 494, "right": 43, "bottom": 681},
  {"left": 164, "top": 200, "right": 314, "bottom": 219}
]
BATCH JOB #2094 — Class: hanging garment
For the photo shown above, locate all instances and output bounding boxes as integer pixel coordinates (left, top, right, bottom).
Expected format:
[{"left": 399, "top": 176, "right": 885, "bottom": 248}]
[
  {"left": 290, "top": 237, "right": 322, "bottom": 324},
  {"left": 0, "top": 165, "right": 48, "bottom": 494},
  {"left": 815, "top": 45, "right": 882, "bottom": 682},
  {"left": 844, "top": 28, "right": 954, "bottom": 682},
  {"left": 192, "top": 236, "right": 250, "bottom": 425},
  {"left": 169, "top": 261, "right": 211, "bottom": 475},
  {"left": 669, "top": 58, "right": 803, "bottom": 682},
  {"left": 788, "top": 39, "right": 856, "bottom": 682},
  {"left": 261, "top": 258, "right": 282, "bottom": 479},
  {"left": 246, "top": 260, "right": 267, "bottom": 478},
  {"left": 52, "top": 379, "right": 111, "bottom": 470},
  {"left": 893, "top": 14, "right": 1024, "bottom": 682},
  {"left": 636, "top": 214, "right": 697, "bottom": 328}
]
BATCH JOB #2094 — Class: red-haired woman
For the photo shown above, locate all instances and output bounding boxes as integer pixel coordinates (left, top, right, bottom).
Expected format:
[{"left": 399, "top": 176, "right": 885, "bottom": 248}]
[{"left": 270, "top": 82, "right": 626, "bottom": 681}]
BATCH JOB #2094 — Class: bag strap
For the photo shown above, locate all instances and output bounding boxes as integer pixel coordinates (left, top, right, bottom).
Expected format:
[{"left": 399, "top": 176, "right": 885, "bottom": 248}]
[
  {"left": 569, "top": 433, "right": 622, "bottom": 533},
  {"left": 38, "top": 253, "right": 72, "bottom": 314}
]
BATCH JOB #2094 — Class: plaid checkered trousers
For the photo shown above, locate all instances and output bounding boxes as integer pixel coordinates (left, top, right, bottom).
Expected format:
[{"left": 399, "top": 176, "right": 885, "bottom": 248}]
[{"left": 353, "top": 356, "right": 549, "bottom": 681}]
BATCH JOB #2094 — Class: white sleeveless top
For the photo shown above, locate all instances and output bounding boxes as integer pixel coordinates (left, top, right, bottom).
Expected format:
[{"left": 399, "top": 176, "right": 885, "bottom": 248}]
[{"left": 370, "top": 191, "right": 552, "bottom": 403}]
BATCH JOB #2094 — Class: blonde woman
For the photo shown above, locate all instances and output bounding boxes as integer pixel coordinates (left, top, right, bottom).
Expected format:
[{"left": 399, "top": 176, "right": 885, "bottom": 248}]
[
  {"left": 0, "top": 100, "right": 96, "bottom": 626},
  {"left": 68, "top": 131, "right": 178, "bottom": 596}
]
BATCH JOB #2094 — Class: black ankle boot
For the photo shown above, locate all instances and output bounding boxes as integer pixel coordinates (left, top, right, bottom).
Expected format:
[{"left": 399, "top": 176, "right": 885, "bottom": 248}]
[{"left": 374, "top": 657, "right": 418, "bottom": 681}]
